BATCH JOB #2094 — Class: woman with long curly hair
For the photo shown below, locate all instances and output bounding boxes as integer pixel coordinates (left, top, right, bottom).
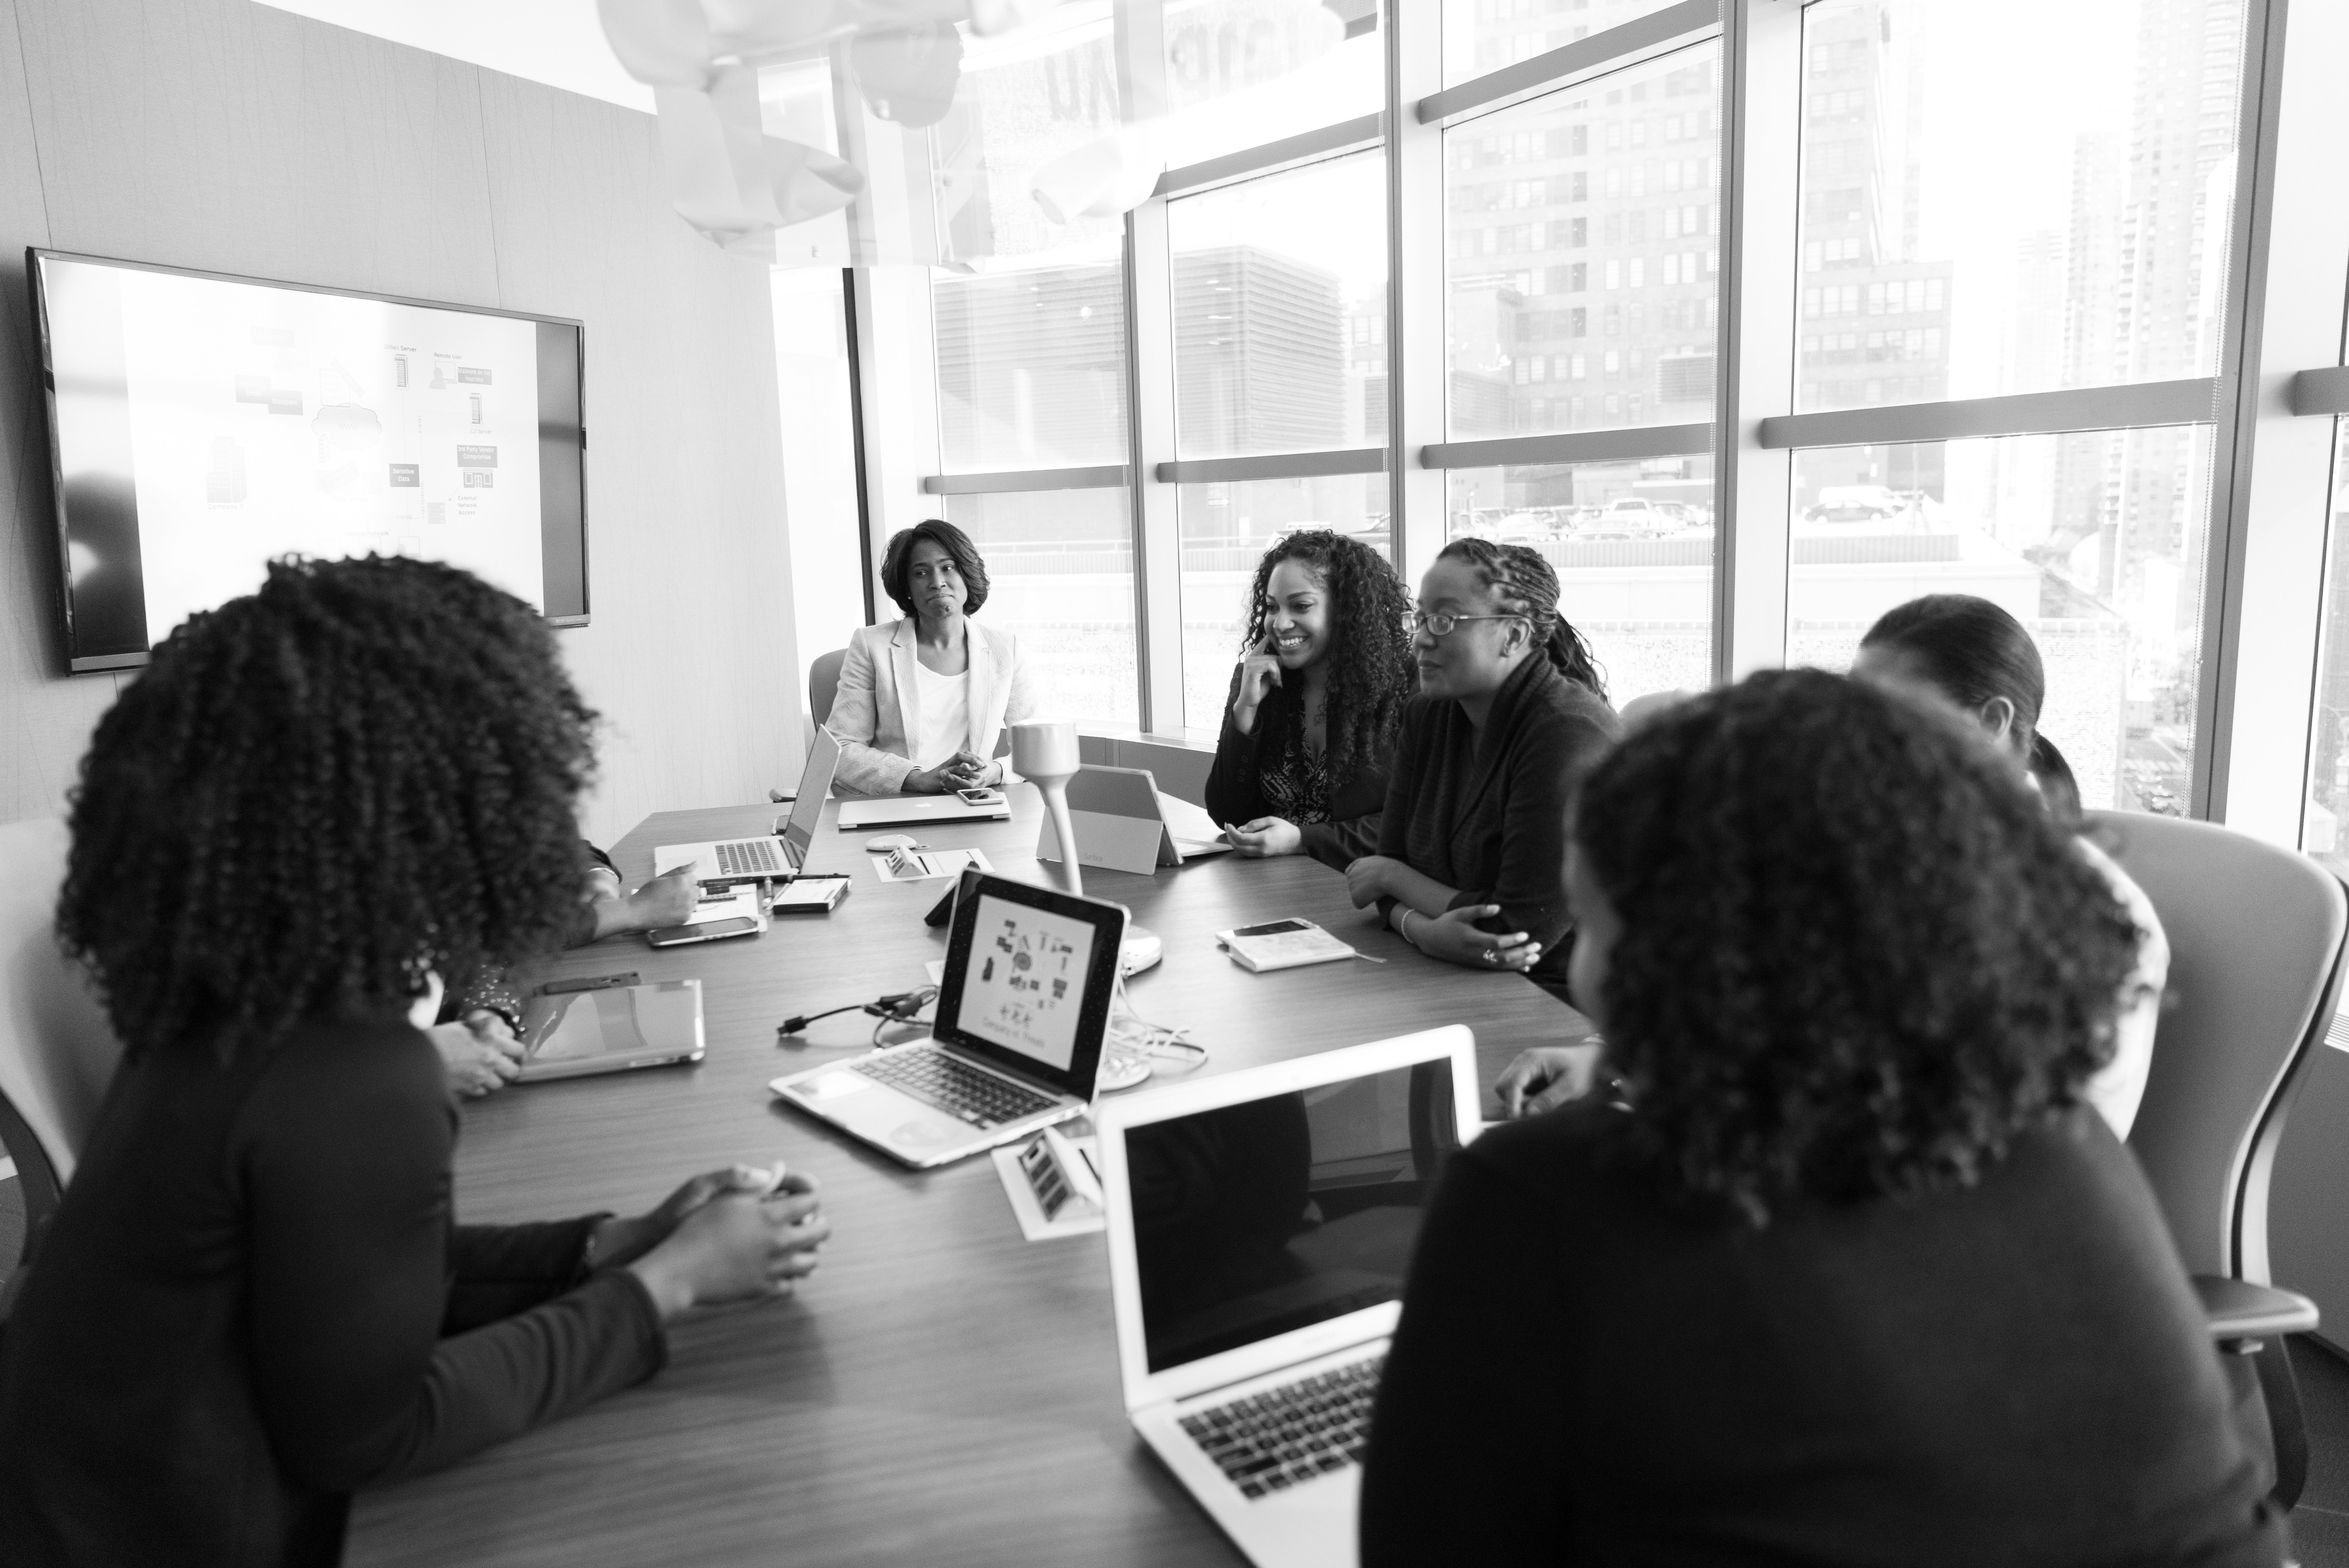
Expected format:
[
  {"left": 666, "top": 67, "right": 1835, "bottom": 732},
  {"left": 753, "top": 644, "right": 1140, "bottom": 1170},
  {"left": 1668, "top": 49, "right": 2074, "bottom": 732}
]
[
  {"left": 0, "top": 557, "right": 832, "bottom": 1566},
  {"left": 1203, "top": 529, "right": 1414, "bottom": 868},
  {"left": 1344, "top": 538, "right": 1618, "bottom": 989},
  {"left": 1362, "top": 670, "right": 2279, "bottom": 1567}
]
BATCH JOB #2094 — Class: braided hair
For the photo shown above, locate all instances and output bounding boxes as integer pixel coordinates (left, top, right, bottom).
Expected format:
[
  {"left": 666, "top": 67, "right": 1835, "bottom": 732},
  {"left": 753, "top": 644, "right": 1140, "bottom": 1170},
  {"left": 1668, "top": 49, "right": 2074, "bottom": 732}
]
[
  {"left": 1235, "top": 529, "right": 1414, "bottom": 790},
  {"left": 1435, "top": 536, "right": 1607, "bottom": 700},
  {"left": 58, "top": 555, "right": 599, "bottom": 1065}
]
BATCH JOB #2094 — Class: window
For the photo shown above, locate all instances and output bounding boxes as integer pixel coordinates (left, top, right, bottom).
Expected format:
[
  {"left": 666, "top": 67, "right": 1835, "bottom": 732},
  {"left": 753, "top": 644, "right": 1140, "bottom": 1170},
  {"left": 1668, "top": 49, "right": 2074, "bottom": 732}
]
[
  {"left": 942, "top": 488, "right": 1139, "bottom": 726},
  {"left": 1160, "top": 1, "right": 1383, "bottom": 170},
  {"left": 933, "top": 257, "right": 1129, "bottom": 471},
  {"left": 1786, "top": 430, "right": 2215, "bottom": 816},
  {"left": 1445, "top": 43, "right": 1720, "bottom": 440},
  {"left": 2303, "top": 420, "right": 2349, "bottom": 873},
  {"left": 1794, "top": 0, "right": 2242, "bottom": 412}
]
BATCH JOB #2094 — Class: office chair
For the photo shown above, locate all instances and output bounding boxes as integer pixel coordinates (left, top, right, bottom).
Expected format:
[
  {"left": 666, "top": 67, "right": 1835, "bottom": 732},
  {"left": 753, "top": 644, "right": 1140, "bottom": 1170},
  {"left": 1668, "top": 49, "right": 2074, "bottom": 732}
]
[
  {"left": 809, "top": 647, "right": 848, "bottom": 731},
  {"left": 2089, "top": 809, "right": 2347, "bottom": 1510}
]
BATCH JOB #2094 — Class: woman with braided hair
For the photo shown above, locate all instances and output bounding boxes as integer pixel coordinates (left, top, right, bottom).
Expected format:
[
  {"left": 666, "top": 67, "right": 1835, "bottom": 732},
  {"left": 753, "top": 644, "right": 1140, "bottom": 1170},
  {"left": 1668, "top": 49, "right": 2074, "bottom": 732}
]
[
  {"left": 1203, "top": 529, "right": 1415, "bottom": 868},
  {"left": 1344, "top": 538, "right": 1618, "bottom": 991},
  {"left": 0, "top": 556, "right": 833, "bottom": 1566}
]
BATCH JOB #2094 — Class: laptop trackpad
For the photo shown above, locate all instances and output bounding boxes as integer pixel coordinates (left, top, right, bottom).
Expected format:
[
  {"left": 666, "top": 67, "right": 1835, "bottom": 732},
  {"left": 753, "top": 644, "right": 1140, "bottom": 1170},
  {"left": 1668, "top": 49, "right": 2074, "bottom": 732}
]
[
  {"left": 800, "top": 1071, "right": 880, "bottom": 1101},
  {"left": 889, "top": 1116, "right": 963, "bottom": 1152}
]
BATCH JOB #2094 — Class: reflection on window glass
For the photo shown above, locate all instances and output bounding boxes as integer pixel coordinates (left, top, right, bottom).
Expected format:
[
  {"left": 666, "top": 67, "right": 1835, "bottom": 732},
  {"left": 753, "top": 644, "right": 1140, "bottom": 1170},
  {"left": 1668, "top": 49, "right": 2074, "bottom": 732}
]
[
  {"left": 1160, "top": 0, "right": 1382, "bottom": 171},
  {"left": 1442, "top": 456, "right": 1714, "bottom": 705},
  {"left": 942, "top": 489, "right": 1139, "bottom": 725},
  {"left": 1169, "top": 152, "right": 1388, "bottom": 459},
  {"left": 1788, "top": 428, "right": 2215, "bottom": 816},
  {"left": 2302, "top": 422, "right": 2349, "bottom": 873},
  {"left": 1443, "top": 43, "right": 1721, "bottom": 440},
  {"left": 933, "top": 253, "right": 1130, "bottom": 472},
  {"left": 1178, "top": 476, "right": 1394, "bottom": 730},
  {"left": 1795, "top": 0, "right": 2244, "bottom": 412},
  {"left": 1441, "top": 0, "right": 1696, "bottom": 89}
]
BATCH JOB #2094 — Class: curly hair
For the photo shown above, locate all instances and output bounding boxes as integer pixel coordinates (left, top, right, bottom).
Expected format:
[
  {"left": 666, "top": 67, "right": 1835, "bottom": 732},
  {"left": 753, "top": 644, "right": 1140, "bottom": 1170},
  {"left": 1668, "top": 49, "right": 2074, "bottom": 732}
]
[
  {"left": 1435, "top": 537, "right": 1607, "bottom": 700},
  {"left": 1574, "top": 668, "right": 2142, "bottom": 1225},
  {"left": 58, "top": 556, "right": 599, "bottom": 1064},
  {"left": 880, "top": 518, "right": 991, "bottom": 619},
  {"left": 1233, "top": 529, "right": 1414, "bottom": 791}
]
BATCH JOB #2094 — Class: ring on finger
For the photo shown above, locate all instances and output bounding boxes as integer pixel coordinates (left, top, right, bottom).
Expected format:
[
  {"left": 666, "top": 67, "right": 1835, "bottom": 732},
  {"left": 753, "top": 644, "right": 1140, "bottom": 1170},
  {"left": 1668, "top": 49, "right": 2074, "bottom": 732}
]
[{"left": 1481, "top": 948, "right": 1497, "bottom": 964}]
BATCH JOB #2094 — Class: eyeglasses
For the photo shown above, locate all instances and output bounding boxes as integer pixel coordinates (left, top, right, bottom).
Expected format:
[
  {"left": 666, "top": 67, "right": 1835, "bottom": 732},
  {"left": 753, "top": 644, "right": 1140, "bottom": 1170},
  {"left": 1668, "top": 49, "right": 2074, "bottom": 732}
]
[{"left": 1403, "top": 611, "right": 1527, "bottom": 637}]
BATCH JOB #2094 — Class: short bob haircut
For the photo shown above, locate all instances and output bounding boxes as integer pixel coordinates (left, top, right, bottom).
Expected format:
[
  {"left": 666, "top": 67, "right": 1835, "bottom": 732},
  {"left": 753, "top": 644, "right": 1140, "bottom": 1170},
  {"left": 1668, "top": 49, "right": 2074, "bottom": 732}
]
[
  {"left": 880, "top": 519, "right": 990, "bottom": 620},
  {"left": 1573, "top": 668, "right": 2143, "bottom": 1226},
  {"left": 58, "top": 555, "right": 598, "bottom": 1065}
]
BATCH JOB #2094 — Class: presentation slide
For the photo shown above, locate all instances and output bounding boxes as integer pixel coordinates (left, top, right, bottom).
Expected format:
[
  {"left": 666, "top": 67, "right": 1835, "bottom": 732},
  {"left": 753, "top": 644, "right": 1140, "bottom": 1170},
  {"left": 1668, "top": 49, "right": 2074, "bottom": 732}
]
[
  {"left": 110, "top": 269, "right": 547, "bottom": 641},
  {"left": 959, "top": 895, "right": 1097, "bottom": 1072}
]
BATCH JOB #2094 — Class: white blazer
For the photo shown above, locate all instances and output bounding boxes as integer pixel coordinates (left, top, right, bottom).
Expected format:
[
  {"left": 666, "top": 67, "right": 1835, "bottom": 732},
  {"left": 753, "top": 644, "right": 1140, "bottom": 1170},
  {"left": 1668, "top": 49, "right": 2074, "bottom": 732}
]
[{"left": 827, "top": 617, "right": 1039, "bottom": 796}]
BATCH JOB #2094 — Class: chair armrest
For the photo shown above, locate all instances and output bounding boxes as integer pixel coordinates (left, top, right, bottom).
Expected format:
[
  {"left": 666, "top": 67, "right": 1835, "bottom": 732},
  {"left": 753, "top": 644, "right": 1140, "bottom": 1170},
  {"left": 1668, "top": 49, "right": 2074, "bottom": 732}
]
[{"left": 2194, "top": 1275, "right": 2319, "bottom": 1340}]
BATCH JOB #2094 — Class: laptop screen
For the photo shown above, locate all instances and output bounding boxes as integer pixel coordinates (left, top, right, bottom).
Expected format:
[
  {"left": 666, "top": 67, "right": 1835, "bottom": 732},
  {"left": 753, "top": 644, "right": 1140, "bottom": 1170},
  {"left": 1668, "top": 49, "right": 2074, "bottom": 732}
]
[
  {"left": 1126, "top": 1062, "right": 1460, "bottom": 1374},
  {"left": 934, "top": 874, "right": 1124, "bottom": 1097},
  {"left": 781, "top": 729, "right": 838, "bottom": 861}
]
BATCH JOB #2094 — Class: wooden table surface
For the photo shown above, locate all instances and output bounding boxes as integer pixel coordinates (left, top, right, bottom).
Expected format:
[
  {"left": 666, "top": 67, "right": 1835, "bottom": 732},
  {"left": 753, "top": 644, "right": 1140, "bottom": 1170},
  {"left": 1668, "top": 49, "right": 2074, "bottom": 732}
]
[{"left": 348, "top": 787, "right": 1586, "bottom": 1568}]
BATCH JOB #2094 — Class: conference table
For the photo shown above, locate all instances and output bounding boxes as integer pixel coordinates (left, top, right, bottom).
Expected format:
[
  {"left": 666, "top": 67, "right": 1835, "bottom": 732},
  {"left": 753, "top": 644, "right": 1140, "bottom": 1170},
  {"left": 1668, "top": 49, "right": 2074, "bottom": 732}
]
[{"left": 348, "top": 786, "right": 1587, "bottom": 1567}]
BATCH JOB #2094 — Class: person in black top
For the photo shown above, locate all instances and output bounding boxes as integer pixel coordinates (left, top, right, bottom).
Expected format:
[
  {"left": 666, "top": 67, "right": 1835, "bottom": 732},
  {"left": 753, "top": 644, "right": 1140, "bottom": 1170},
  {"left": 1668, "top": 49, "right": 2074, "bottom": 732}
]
[
  {"left": 1360, "top": 670, "right": 2282, "bottom": 1567},
  {"left": 1344, "top": 539, "right": 1618, "bottom": 989},
  {"left": 1203, "top": 529, "right": 1413, "bottom": 870},
  {"left": 0, "top": 556, "right": 834, "bottom": 1567}
]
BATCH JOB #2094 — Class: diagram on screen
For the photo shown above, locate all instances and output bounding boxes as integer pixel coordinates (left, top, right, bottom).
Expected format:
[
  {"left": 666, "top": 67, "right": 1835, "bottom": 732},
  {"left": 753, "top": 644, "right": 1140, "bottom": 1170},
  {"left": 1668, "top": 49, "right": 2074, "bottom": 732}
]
[{"left": 961, "top": 906, "right": 1090, "bottom": 1067}]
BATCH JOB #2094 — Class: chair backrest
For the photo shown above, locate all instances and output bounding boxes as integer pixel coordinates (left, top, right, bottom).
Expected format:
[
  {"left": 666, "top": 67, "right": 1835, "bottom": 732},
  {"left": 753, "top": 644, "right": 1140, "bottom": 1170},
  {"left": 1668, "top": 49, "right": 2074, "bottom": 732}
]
[
  {"left": 2089, "top": 809, "right": 2349, "bottom": 1282},
  {"left": 0, "top": 818, "right": 124, "bottom": 1229},
  {"left": 809, "top": 648, "right": 849, "bottom": 729}
]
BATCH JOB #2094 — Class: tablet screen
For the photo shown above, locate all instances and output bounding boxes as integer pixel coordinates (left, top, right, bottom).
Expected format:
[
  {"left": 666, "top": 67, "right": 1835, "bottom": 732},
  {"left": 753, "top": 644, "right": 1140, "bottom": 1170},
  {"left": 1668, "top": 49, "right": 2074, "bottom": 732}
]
[{"left": 522, "top": 980, "right": 702, "bottom": 1066}]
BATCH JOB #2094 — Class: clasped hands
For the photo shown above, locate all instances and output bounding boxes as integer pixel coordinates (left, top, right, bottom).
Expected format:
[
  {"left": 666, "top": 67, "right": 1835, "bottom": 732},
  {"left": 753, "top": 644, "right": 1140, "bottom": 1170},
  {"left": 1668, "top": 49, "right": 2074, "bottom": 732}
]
[
  {"left": 905, "top": 750, "right": 1001, "bottom": 795},
  {"left": 1342, "top": 855, "right": 1543, "bottom": 973},
  {"left": 597, "top": 1164, "right": 832, "bottom": 1320}
]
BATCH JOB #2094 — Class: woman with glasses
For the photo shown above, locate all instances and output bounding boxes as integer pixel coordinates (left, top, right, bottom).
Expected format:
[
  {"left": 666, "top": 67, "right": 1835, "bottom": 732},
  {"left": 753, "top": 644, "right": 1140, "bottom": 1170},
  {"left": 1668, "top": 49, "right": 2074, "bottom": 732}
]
[
  {"left": 1343, "top": 538, "right": 1618, "bottom": 989},
  {"left": 1203, "top": 529, "right": 1415, "bottom": 868},
  {"left": 829, "top": 519, "right": 1037, "bottom": 796}
]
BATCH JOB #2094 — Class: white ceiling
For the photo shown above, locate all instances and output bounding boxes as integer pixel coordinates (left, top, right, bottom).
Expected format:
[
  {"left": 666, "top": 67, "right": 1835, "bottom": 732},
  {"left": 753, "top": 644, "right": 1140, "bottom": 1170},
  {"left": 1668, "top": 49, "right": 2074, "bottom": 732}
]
[{"left": 252, "top": 0, "right": 656, "bottom": 113}]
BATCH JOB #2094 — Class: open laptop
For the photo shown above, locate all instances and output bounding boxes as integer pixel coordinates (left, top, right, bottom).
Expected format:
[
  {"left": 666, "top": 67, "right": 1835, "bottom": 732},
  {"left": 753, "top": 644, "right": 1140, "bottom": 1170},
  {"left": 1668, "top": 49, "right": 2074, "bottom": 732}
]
[
  {"left": 656, "top": 726, "right": 840, "bottom": 888},
  {"left": 1037, "top": 764, "right": 1233, "bottom": 876},
  {"left": 836, "top": 788, "right": 1012, "bottom": 830},
  {"left": 1094, "top": 1026, "right": 1481, "bottom": 1568},
  {"left": 768, "top": 872, "right": 1125, "bottom": 1167}
]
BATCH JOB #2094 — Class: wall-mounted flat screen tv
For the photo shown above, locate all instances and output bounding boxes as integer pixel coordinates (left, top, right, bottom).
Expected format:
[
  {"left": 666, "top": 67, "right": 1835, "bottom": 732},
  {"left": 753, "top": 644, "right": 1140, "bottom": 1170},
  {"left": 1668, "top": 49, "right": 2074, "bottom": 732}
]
[{"left": 29, "top": 248, "right": 588, "bottom": 672}]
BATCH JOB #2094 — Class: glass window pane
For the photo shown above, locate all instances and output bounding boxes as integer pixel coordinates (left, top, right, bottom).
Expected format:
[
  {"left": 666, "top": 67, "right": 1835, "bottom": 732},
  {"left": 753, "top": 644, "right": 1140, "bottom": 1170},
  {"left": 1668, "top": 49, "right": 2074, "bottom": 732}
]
[
  {"left": 933, "top": 253, "right": 1130, "bottom": 472},
  {"left": 1178, "top": 476, "right": 1394, "bottom": 730},
  {"left": 1169, "top": 152, "right": 1388, "bottom": 459},
  {"left": 941, "top": 489, "right": 1139, "bottom": 725},
  {"left": 1442, "top": 456, "right": 1715, "bottom": 706},
  {"left": 1160, "top": 2, "right": 1383, "bottom": 170},
  {"left": 1787, "top": 428, "right": 2215, "bottom": 817},
  {"left": 1441, "top": 0, "right": 1696, "bottom": 89},
  {"left": 1443, "top": 43, "right": 1722, "bottom": 440},
  {"left": 1794, "top": 0, "right": 2246, "bottom": 412},
  {"left": 2303, "top": 421, "right": 2349, "bottom": 873}
]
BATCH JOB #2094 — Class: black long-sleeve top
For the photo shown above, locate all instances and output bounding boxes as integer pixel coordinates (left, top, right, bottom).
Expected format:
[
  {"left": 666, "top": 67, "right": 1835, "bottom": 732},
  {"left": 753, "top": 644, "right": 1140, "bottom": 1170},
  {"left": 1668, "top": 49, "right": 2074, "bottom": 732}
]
[
  {"left": 0, "top": 1008, "right": 666, "bottom": 1566},
  {"left": 1376, "top": 656, "right": 1619, "bottom": 990},
  {"left": 1361, "top": 1101, "right": 2284, "bottom": 1567},
  {"left": 1203, "top": 669, "right": 1394, "bottom": 871}
]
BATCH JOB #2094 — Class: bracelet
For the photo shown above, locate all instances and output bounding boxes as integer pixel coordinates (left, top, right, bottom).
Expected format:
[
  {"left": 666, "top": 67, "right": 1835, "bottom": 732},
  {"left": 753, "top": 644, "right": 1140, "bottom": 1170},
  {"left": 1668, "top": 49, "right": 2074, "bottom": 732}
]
[{"left": 1397, "top": 908, "right": 1422, "bottom": 948}]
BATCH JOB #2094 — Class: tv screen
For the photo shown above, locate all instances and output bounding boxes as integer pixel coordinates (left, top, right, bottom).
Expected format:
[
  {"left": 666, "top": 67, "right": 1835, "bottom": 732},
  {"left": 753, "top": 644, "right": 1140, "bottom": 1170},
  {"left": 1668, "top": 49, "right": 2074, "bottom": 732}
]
[{"left": 29, "top": 249, "right": 588, "bottom": 672}]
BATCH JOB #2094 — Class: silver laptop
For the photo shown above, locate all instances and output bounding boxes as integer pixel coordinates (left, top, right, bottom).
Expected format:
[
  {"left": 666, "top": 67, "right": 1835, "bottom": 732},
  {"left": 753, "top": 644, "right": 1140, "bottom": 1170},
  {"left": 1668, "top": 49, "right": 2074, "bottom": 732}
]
[
  {"left": 1094, "top": 1026, "right": 1482, "bottom": 1568},
  {"left": 1036, "top": 764, "right": 1233, "bottom": 876},
  {"left": 657, "top": 727, "right": 840, "bottom": 887},
  {"left": 768, "top": 873, "right": 1125, "bottom": 1167},
  {"left": 836, "top": 789, "right": 1012, "bottom": 829},
  {"left": 514, "top": 979, "right": 706, "bottom": 1083}
]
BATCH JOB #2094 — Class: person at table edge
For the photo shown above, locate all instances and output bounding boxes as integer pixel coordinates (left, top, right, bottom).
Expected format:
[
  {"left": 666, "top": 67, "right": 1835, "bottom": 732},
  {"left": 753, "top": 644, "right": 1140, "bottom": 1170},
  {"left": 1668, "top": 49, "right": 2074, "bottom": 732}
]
[
  {"left": 827, "top": 518, "right": 1037, "bottom": 796},
  {"left": 1204, "top": 528, "right": 1415, "bottom": 871},
  {"left": 1346, "top": 538, "right": 1619, "bottom": 989}
]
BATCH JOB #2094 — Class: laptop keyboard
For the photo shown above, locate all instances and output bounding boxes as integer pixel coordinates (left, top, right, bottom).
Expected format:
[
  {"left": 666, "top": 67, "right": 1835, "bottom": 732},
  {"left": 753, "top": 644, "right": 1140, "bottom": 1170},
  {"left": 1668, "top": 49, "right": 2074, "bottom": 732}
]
[
  {"left": 1178, "top": 1354, "right": 1383, "bottom": 1501},
  {"left": 713, "top": 839, "right": 788, "bottom": 878},
  {"left": 855, "top": 1046, "right": 1058, "bottom": 1129}
]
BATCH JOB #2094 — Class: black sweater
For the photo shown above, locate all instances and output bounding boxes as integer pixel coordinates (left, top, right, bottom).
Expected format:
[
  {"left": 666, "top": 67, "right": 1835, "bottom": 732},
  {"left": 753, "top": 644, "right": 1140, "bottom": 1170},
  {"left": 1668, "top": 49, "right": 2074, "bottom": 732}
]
[
  {"left": 1376, "top": 656, "right": 1619, "bottom": 989},
  {"left": 1203, "top": 671, "right": 1394, "bottom": 871},
  {"left": 0, "top": 1010, "right": 666, "bottom": 1566},
  {"left": 1361, "top": 1102, "right": 2283, "bottom": 1567}
]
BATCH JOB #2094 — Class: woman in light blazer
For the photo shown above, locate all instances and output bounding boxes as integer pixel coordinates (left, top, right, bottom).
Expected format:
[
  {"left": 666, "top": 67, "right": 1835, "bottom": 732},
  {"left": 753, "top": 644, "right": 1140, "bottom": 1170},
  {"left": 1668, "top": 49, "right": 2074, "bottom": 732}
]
[{"left": 829, "top": 519, "right": 1039, "bottom": 796}]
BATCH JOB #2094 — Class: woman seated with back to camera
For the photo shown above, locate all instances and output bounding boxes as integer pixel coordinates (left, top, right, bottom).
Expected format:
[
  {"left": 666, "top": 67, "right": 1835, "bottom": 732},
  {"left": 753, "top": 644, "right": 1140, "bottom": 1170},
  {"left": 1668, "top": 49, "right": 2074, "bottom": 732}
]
[
  {"left": 1203, "top": 529, "right": 1414, "bottom": 870},
  {"left": 1343, "top": 539, "right": 1619, "bottom": 988},
  {"left": 0, "top": 557, "right": 832, "bottom": 1566},
  {"left": 1361, "top": 669, "right": 2278, "bottom": 1566},
  {"left": 828, "top": 518, "right": 1036, "bottom": 796}
]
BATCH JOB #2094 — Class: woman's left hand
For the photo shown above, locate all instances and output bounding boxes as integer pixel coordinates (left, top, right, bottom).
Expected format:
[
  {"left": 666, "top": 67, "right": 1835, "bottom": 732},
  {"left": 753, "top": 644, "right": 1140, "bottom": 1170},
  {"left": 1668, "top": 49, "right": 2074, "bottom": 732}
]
[
  {"left": 1226, "top": 817, "right": 1303, "bottom": 857},
  {"left": 1344, "top": 855, "right": 1401, "bottom": 907},
  {"left": 588, "top": 1163, "right": 785, "bottom": 1272},
  {"left": 1406, "top": 905, "right": 1542, "bottom": 972}
]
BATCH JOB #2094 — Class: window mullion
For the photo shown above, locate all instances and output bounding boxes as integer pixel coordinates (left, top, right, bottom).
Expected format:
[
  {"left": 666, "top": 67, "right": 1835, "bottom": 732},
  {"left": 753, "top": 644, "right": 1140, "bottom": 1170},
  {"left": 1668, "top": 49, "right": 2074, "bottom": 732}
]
[
  {"left": 1394, "top": 0, "right": 1447, "bottom": 590},
  {"left": 1128, "top": 198, "right": 1183, "bottom": 735}
]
